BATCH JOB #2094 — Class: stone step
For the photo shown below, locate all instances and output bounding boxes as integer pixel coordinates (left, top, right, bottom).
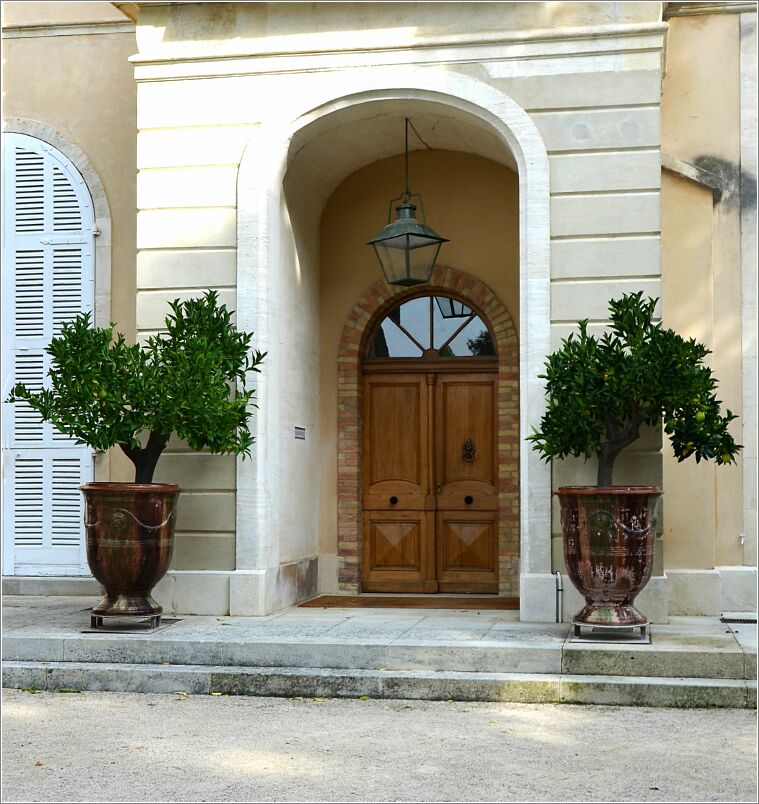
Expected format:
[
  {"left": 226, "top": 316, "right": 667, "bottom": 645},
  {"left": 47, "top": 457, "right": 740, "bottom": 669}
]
[
  {"left": 3, "top": 660, "right": 755, "bottom": 709},
  {"left": 3, "top": 632, "right": 753, "bottom": 680}
]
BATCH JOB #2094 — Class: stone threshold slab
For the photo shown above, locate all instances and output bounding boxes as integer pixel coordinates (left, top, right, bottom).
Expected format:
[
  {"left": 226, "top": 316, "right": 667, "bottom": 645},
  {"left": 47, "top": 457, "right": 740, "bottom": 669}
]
[
  {"left": 3, "top": 661, "right": 755, "bottom": 709},
  {"left": 300, "top": 595, "right": 520, "bottom": 609}
]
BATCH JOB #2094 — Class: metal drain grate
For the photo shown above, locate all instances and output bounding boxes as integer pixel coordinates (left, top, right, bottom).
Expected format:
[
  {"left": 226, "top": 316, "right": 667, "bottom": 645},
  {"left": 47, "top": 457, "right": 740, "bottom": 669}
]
[{"left": 720, "top": 612, "right": 757, "bottom": 624}]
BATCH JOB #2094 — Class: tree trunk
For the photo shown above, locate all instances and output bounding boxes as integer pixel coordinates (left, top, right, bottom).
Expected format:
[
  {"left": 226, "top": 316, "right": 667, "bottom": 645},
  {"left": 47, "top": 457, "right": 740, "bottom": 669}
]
[
  {"left": 597, "top": 406, "right": 647, "bottom": 487},
  {"left": 133, "top": 453, "right": 162, "bottom": 484},
  {"left": 119, "top": 431, "right": 169, "bottom": 484},
  {"left": 596, "top": 448, "right": 620, "bottom": 487}
]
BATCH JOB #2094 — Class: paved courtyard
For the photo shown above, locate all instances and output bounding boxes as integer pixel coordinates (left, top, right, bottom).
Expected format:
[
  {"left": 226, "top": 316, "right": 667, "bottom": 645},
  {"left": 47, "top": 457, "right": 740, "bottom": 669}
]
[{"left": 2, "top": 690, "right": 756, "bottom": 803}]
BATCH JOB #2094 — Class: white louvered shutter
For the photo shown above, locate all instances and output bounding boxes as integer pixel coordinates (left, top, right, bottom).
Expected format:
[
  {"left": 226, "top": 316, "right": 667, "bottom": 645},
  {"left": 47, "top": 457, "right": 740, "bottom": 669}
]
[{"left": 2, "top": 133, "right": 95, "bottom": 576}]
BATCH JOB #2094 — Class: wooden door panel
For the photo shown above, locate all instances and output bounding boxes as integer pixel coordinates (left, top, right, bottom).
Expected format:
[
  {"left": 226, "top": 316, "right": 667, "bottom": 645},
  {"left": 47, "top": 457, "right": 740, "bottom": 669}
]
[
  {"left": 436, "top": 494, "right": 497, "bottom": 512},
  {"left": 361, "top": 367, "right": 500, "bottom": 594},
  {"left": 363, "top": 375, "right": 431, "bottom": 510},
  {"left": 362, "top": 511, "right": 437, "bottom": 592},
  {"left": 436, "top": 510, "right": 498, "bottom": 593},
  {"left": 434, "top": 373, "right": 498, "bottom": 591},
  {"left": 436, "top": 375, "right": 497, "bottom": 505}
]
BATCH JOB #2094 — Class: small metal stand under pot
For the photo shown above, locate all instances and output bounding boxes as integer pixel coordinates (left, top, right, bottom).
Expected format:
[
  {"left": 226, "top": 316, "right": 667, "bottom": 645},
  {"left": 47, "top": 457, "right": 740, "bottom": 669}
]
[
  {"left": 570, "top": 622, "right": 651, "bottom": 644},
  {"left": 90, "top": 612, "right": 162, "bottom": 630}
]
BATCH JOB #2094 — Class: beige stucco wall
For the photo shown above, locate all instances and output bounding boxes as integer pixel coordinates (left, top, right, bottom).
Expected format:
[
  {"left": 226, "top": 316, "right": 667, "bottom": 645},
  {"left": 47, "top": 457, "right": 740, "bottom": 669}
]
[
  {"left": 662, "top": 14, "right": 741, "bottom": 164},
  {"left": 2, "top": 11, "right": 136, "bottom": 341},
  {"left": 1, "top": 1, "right": 126, "bottom": 26},
  {"left": 660, "top": 12, "right": 745, "bottom": 570},
  {"left": 661, "top": 172, "right": 715, "bottom": 569},
  {"left": 318, "top": 150, "right": 519, "bottom": 556}
]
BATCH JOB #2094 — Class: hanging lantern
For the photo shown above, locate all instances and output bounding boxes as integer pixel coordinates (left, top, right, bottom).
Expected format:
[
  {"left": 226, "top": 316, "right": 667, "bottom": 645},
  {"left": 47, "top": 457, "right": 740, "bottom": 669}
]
[{"left": 367, "top": 118, "right": 448, "bottom": 286}]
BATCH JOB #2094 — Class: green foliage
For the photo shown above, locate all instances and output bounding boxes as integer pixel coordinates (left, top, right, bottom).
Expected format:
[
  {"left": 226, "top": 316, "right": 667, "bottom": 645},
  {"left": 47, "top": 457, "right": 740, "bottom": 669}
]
[
  {"left": 527, "top": 292, "right": 741, "bottom": 486},
  {"left": 7, "top": 291, "right": 266, "bottom": 481}
]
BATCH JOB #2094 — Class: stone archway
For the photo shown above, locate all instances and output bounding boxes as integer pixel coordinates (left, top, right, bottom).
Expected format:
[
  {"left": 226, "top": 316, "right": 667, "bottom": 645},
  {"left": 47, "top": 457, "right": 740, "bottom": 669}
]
[
  {"left": 237, "top": 69, "right": 552, "bottom": 619},
  {"left": 336, "top": 266, "right": 519, "bottom": 595}
]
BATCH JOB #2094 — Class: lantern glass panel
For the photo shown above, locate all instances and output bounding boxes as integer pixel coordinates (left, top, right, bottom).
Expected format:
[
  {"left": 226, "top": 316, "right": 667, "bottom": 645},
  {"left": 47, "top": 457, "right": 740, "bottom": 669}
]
[{"left": 372, "top": 238, "right": 442, "bottom": 286}]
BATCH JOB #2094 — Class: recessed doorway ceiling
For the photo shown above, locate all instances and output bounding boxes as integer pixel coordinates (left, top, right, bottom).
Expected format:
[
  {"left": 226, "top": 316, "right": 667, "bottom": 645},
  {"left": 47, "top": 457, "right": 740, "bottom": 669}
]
[{"left": 285, "top": 98, "right": 517, "bottom": 209}]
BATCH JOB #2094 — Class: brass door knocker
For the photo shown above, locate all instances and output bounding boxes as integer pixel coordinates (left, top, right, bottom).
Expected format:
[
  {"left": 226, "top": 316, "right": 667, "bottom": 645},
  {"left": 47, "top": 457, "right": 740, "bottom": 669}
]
[{"left": 462, "top": 438, "right": 476, "bottom": 463}]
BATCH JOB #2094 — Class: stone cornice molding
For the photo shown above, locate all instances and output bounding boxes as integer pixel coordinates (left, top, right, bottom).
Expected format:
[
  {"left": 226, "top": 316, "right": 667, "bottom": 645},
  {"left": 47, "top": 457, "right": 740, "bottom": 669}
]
[
  {"left": 130, "top": 21, "right": 668, "bottom": 68},
  {"left": 111, "top": 2, "right": 140, "bottom": 22},
  {"left": 1, "top": 20, "right": 135, "bottom": 38},
  {"left": 664, "top": 2, "right": 757, "bottom": 17}
]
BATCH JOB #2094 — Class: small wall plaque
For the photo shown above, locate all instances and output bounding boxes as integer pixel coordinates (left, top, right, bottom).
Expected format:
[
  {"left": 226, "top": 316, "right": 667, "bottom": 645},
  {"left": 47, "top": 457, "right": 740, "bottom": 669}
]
[{"left": 294, "top": 427, "right": 306, "bottom": 440}]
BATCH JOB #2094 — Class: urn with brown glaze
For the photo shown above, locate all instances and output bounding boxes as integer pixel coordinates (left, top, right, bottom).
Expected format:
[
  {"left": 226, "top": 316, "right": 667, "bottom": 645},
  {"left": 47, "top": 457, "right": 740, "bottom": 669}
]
[{"left": 82, "top": 483, "right": 180, "bottom": 621}]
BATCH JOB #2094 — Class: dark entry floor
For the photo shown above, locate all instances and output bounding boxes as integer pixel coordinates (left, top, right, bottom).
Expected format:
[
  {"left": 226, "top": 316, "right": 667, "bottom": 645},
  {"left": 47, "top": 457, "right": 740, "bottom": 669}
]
[{"left": 300, "top": 594, "right": 519, "bottom": 609}]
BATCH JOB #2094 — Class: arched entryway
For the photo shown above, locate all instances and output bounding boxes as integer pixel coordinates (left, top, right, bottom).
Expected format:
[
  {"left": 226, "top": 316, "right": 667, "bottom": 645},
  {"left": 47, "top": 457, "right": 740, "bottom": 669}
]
[
  {"left": 338, "top": 268, "right": 519, "bottom": 597},
  {"left": 237, "top": 69, "right": 552, "bottom": 619}
]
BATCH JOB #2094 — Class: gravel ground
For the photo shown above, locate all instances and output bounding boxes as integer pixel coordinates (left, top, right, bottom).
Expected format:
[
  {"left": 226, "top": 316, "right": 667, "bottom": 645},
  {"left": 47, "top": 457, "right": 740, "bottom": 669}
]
[{"left": 1, "top": 689, "right": 756, "bottom": 803}]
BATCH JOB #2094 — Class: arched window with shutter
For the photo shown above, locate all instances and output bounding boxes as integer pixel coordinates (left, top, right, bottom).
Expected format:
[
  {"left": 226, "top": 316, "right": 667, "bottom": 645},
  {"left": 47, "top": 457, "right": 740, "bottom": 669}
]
[{"left": 2, "top": 133, "right": 96, "bottom": 576}]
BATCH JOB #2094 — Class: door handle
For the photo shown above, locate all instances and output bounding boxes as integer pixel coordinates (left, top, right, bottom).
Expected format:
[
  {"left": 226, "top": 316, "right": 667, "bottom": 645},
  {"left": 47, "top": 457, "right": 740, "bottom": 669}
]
[
  {"left": 435, "top": 481, "right": 441, "bottom": 495},
  {"left": 462, "top": 439, "right": 476, "bottom": 462}
]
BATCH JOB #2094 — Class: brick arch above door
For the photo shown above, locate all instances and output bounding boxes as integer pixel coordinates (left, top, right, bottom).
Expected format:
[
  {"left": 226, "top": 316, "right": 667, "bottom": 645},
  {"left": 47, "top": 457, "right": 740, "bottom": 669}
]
[{"left": 336, "top": 265, "right": 520, "bottom": 596}]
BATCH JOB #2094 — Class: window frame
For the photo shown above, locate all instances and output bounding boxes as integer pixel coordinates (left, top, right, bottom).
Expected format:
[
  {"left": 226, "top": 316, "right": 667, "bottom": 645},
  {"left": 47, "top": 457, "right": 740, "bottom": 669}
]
[{"left": 363, "top": 290, "right": 498, "bottom": 369}]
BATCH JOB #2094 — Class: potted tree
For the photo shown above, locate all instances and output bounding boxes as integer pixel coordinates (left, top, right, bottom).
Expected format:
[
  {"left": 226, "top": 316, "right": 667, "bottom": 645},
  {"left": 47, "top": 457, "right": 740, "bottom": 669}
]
[
  {"left": 7, "top": 291, "right": 265, "bottom": 627},
  {"left": 528, "top": 293, "right": 741, "bottom": 633}
]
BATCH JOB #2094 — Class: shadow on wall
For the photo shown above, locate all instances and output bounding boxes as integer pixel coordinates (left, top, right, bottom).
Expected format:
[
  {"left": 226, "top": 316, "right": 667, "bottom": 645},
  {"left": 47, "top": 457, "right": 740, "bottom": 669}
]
[{"left": 693, "top": 155, "right": 756, "bottom": 208}]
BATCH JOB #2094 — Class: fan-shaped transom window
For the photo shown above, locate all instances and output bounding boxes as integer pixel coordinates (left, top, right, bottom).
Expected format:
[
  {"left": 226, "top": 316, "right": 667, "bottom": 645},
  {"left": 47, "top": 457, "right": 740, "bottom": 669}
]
[{"left": 367, "top": 294, "right": 496, "bottom": 359}]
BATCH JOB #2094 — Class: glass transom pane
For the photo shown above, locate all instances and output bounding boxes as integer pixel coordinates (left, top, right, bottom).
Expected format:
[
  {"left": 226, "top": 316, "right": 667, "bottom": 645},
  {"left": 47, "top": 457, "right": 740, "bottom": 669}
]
[
  {"left": 446, "top": 316, "right": 495, "bottom": 356},
  {"left": 368, "top": 295, "right": 496, "bottom": 359},
  {"left": 396, "top": 297, "right": 430, "bottom": 349},
  {"left": 372, "top": 320, "right": 423, "bottom": 357},
  {"left": 433, "top": 297, "right": 472, "bottom": 349}
]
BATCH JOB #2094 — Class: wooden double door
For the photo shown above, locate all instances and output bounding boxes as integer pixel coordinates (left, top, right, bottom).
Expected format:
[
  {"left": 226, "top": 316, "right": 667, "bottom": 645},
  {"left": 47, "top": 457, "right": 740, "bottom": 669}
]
[{"left": 362, "top": 370, "right": 498, "bottom": 593}]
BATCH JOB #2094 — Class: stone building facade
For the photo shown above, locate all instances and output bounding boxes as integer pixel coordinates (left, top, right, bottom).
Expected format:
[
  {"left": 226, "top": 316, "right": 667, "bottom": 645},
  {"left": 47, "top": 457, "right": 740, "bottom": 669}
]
[{"left": 2, "top": 1, "right": 756, "bottom": 620}]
